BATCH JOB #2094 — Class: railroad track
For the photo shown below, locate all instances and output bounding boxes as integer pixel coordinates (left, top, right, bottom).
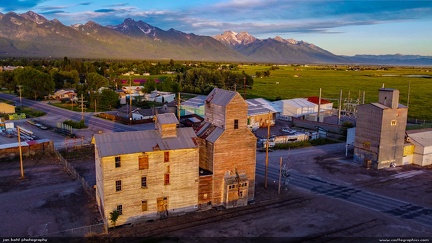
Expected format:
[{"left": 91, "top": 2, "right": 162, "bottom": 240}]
[
  {"left": 301, "top": 218, "right": 384, "bottom": 242},
  {"left": 111, "top": 195, "right": 311, "bottom": 238}
]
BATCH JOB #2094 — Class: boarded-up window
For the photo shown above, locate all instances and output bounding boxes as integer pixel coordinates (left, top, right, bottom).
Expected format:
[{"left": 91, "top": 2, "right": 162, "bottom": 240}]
[
  {"left": 115, "top": 180, "right": 122, "bottom": 191},
  {"left": 115, "top": 156, "right": 121, "bottom": 168},
  {"left": 234, "top": 119, "right": 239, "bottom": 129},
  {"left": 117, "top": 205, "right": 123, "bottom": 215},
  {"left": 142, "top": 200, "right": 148, "bottom": 211},
  {"left": 164, "top": 173, "right": 170, "bottom": 185},
  {"left": 141, "top": 176, "right": 147, "bottom": 188},
  {"left": 139, "top": 155, "right": 149, "bottom": 170},
  {"left": 164, "top": 151, "right": 169, "bottom": 162}
]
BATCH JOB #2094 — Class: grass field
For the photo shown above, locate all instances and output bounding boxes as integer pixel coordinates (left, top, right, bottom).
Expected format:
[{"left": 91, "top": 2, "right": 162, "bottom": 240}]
[{"left": 238, "top": 65, "right": 432, "bottom": 120}]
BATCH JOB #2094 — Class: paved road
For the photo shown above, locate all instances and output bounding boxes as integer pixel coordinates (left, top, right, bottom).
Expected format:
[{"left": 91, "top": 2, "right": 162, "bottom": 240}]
[
  {"left": 0, "top": 93, "right": 154, "bottom": 132},
  {"left": 256, "top": 162, "right": 432, "bottom": 227}
]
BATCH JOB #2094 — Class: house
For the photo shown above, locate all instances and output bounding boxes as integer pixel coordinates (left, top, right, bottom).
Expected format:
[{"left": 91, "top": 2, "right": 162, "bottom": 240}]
[
  {"left": 52, "top": 89, "right": 77, "bottom": 101},
  {"left": 196, "top": 88, "right": 256, "bottom": 208},
  {"left": 93, "top": 113, "right": 200, "bottom": 227},
  {"left": 406, "top": 129, "right": 432, "bottom": 166},
  {"left": 246, "top": 98, "right": 277, "bottom": 129},
  {"left": 145, "top": 90, "right": 175, "bottom": 103},
  {"left": 354, "top": 88, "right": 408, "bottom": 169},
  {"left": 0, "top": 102, "right": 15, "bottom": 114},
  {"left": 180, "top": 95, "right": 206, "bottom": 117}
]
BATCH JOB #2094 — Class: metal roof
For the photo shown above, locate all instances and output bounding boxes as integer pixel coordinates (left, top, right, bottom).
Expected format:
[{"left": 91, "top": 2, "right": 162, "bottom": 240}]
[
  {"left": 94, "top": 128, "right": 197, "bottom": 157},
  {"left": 408, "top": 131, "right": 432, "bottom": 147},
  {"left": 196, "top": 122, "right": 224, "bottom": 143},
  {"left": 205, "top": 88, "right": 238, "bottom": 107},
  {"left": 181, "top": 95, "right": 207, "bottom": 108},
  {"left": 246, "top": 98, "right": 278, "bottom": 116},
  {"left": 156, "top": 113, "right": 179, "bottom": 125}
]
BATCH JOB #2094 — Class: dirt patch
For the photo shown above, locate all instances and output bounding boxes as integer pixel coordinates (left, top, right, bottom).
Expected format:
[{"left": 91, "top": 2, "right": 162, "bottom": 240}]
[{"left": 0, "top": 152, "right": 102, "bottom": 237}]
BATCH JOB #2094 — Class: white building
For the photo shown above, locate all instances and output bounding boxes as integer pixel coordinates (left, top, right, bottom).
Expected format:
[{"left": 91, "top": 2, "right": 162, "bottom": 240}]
[{"left": 407, "top": 130, "right": 432, "bottom": 166}]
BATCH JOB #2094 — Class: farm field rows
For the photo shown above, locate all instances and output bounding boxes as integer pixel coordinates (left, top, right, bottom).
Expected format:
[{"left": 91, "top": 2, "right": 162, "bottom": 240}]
[{"left": 239, "top": 65, "right": 432, "bottom": 120}]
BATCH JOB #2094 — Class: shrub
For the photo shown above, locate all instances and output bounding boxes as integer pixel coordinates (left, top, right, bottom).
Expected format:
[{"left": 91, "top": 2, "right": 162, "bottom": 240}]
[{"left": 63, "top": 119, "right": 87, "bottom": 129}]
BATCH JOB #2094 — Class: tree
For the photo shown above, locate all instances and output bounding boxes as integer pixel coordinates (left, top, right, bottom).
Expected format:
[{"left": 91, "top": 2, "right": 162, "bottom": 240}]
[
  {"left": 14, "top": 67, "right": 54, "bottom": 100},
  {"left": 0, "top": 71, "right": 16, "bottom": 93},
  {"left": 86, "top": 72, "right": 108, "bottom": 91},
  {"left": 109, "top": 209, "right": 120, "bottom": 228},
  {"left": 98, "top": 89, "right": 120, "bottom": 110}
]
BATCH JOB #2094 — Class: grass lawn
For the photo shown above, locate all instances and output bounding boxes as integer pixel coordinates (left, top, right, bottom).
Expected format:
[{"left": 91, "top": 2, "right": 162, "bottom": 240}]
[{"left": 239, "top": 65, "right": 432, "bottom": 120}]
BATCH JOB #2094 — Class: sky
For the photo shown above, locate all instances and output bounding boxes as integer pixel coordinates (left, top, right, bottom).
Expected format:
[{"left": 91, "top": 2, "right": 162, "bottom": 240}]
[{"left": 1, "top": 0, "right": 432, "bottom": 56}]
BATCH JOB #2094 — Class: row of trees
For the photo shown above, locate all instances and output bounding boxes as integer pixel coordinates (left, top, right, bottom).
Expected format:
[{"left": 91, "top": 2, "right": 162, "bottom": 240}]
[{"left": 0, "top": 58, "right": 255, "bottom": 111}]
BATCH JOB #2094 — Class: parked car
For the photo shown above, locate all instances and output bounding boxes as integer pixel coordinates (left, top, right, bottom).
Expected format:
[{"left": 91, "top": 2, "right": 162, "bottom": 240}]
[{"left": 27, "top": 120, "right": 36, "bottom": 125}]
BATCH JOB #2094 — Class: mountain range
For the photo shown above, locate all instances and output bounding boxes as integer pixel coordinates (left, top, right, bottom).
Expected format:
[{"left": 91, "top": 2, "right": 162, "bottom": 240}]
[{"left": 0, "top": 11, "right": 431, "bottom": 65}]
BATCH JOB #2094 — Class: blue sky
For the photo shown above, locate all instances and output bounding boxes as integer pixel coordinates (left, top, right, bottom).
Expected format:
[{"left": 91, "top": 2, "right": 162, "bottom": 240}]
[{"left": 2, "top": 0, "right": 432, "bottom": 56}]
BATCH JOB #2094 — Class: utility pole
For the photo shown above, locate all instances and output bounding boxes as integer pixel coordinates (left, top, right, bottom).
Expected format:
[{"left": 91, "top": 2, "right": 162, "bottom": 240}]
[
  {"left": 17, "top": 126, "right": 24, "bottom": 179},
  {"left": 17, "top": 85, "right": 23, "bottom": 106},
  {"left": 177, "top": 92, "right": 181, "bottom": 119},
  {"left": 265, "top": 111, "right": 271, "bottom": 189},
  {"left": 243, "top": 76, "right": 247, "bottom": 99},
  {"left": 278, "top": 157, "right": 282, "bottom": 194},
  {"left": 407, "top": 81, "right": 411, "bottom": 108},
  {"left": 79, "top": 94, "right": 85, "bottom": 121},
  {"left": 129, "top": 76, "right": 132, "bottom": 123},
  {"left": 338, "top": 90, "right": 342, "bottom": 125},
  {"left": 317, "top": 88, "right": 322, "bottom": 122}
]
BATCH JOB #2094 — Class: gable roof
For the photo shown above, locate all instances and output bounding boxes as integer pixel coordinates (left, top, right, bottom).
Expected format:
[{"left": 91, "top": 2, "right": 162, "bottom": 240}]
[
  {"left": 181, "top": 95, "right": 207, "bottom": 108},
  {"left": 307, "top": 96, "right": 331, "bottom": 105},
  {"left": 205, "top": 88, "right": 238, "bottom": 107},
  {"left": 247, "top": 98, "right": 278, "bottom": 116},
  {"left": 408, "top": 130, "right": 432, "bottom": 147},
  {"left": 94, "top": 128, "right": 197, "bottom": 157}
]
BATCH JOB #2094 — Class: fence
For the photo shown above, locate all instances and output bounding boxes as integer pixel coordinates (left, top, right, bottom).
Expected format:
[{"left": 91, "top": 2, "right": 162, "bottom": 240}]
[
  {"left": 54, "top": 150, "right": 95, "bottom": 200},
  {"left": 41, "top": 222, "right": 105, "bottom": 237},
  {"left": 98, "top": 113, "right": 153, "bottom": 125},
  {"left": 50, "top": 149, "right": 107, "bottom": 236}
]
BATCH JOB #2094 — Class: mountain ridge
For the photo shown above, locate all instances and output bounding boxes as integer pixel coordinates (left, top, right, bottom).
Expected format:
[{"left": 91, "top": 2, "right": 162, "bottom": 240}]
[{"left": 0, "top": 11, "right": 430, "bottom": 65}]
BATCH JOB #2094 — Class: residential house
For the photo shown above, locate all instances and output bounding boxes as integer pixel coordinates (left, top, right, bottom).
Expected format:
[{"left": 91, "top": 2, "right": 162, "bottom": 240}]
[
  {"left": 145, "top": 90, "right": 175, "bottom": 103},
  {"left": 196, "top": 88, "right": 256, "bottom": 208},
  {"left": 52, "top": 89, "right": 77, "bottom": 101},
  {"left": 93, "top": 113, "right": 200, "bottom": 227}
]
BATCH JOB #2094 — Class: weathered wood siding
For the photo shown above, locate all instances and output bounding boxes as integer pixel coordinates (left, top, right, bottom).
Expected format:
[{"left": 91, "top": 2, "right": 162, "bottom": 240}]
[
  {"left": 158, "top": 123, "right": 177, "bottom": 138},
  {"left": 211, "top": 94, "right": 256, "bottom": 205},
  {"left": 198, "top": 175, "right": 213, "bottom": 206},
  {"left": 205, "top": 102, "right": 226, "bottom": 129},
  {"left": 198, "top": 139, "right": 214, "bottom": 172},
  {"left": 100, "top": 147, "right": 199, "bottom": 226}
]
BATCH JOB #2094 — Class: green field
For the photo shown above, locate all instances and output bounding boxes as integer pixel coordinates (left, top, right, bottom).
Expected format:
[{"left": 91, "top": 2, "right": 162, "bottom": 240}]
[{"left": 238, "top": 65, "right": 432, "bottom": 120}]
